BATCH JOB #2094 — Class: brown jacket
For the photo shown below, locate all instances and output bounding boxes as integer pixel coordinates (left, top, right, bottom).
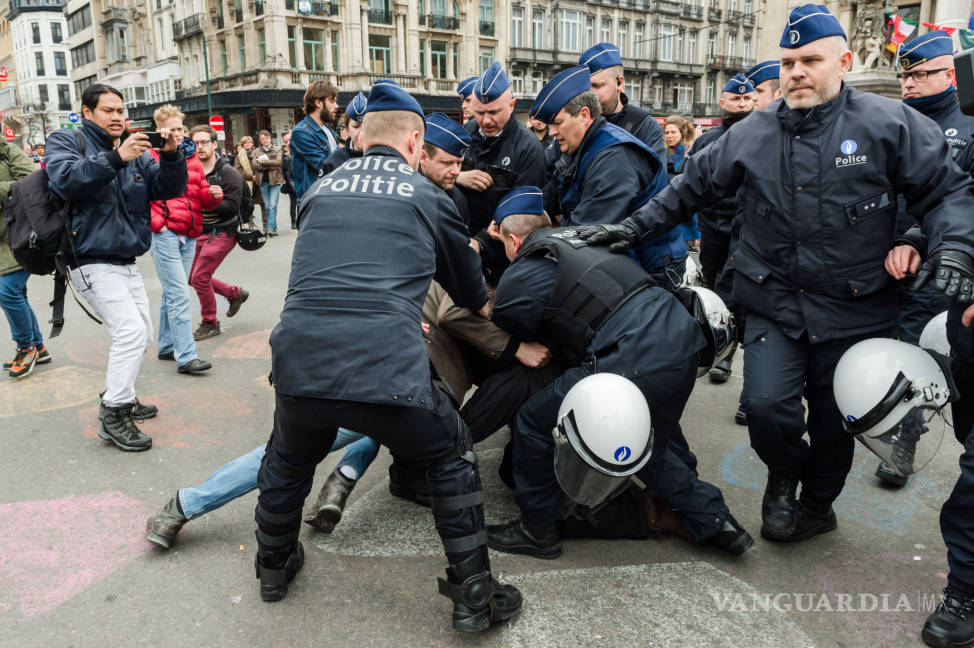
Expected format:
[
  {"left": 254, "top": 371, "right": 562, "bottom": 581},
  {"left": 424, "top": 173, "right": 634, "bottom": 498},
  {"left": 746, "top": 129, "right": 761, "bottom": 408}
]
[{"left": 252, "top": 145, "right": 284, "bottom": 186}]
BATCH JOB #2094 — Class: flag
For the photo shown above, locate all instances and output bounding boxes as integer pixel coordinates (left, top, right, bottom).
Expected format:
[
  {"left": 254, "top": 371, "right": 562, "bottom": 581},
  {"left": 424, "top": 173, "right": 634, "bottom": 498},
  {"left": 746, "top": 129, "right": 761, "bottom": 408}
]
[
  {"left": 969, "top": 11, "right": 974, "bottom": 30},
  {"left": 921, "top": 21, "right": 957, "bottom": 35},
  {"left": 886, "top": 15, "right": 918, "bottom": 52},
  {"left": 960, "top": 28, "right": 974, "bottom": 50}
]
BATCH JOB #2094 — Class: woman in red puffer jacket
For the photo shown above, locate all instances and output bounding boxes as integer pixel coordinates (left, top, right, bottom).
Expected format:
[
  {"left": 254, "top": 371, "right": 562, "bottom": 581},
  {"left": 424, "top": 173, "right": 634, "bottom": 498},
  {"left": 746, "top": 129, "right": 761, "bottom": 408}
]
[{"left": 148, "top": 105, "right": 223, "bottom": 375}]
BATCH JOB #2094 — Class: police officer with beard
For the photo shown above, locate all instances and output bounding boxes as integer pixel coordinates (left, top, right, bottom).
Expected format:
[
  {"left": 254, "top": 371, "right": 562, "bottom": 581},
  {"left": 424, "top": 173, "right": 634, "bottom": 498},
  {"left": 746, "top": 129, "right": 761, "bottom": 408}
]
[
  {"left": 579, "top": 4, "right": 974, "bottom": 544},
  {"left": 254, "top": 80, "right": 522, "bottom": 632}
]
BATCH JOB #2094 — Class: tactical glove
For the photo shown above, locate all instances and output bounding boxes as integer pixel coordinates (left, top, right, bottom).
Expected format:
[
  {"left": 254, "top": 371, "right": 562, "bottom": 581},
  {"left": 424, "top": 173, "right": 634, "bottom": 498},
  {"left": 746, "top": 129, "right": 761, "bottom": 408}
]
[
  {"left": 575, "top": 223, "right": 641, "bottom": 254},
  {"left": 910, "top": 249, "right": 974, "bottom": 304}
]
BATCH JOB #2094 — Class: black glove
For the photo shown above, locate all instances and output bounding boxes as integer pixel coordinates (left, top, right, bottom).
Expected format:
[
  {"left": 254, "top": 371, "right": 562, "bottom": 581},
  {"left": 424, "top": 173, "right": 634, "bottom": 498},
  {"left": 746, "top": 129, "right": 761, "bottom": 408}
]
[
  {"left": 910, "top": 249, "right": 974, "bottom": 303},
  {"left": 575, "top": 223, "right": 641, "bottom": 253}
]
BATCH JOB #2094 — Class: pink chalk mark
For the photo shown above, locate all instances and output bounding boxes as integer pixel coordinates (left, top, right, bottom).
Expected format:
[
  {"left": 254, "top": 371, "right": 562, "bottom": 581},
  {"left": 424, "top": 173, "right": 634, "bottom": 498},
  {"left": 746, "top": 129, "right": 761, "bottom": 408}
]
[
  {"left": 0, "top": 492, "right": 151, "bottom": 618},
  {"left": 211, "top": 329, "right": 273, "bottom": 360},
  {"left": 938, "top": 572, "right": 949, "bottom": 579},
  {"left": 63, "top": 338, "right": 111, "bottom": 366}
]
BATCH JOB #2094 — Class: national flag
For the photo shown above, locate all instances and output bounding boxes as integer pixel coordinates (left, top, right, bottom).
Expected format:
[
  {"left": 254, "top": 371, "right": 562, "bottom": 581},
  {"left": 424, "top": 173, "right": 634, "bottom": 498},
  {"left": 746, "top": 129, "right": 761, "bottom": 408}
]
[
  {"left": 886, "top": 15, "right": 918, "bottom": 52},
  {"left": 960, "top": 28, "right": 974, "bottom": 51},
  {"left": 921, "top": 21, "right": 957, "bottom": 35}
]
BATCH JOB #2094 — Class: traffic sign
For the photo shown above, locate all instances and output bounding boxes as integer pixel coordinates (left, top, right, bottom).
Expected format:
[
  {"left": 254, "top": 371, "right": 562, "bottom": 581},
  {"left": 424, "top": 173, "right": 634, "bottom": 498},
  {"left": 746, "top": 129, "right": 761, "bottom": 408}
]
[
  {"left": 4, "top": 127, "right": 15, "bottom": 142},
  {"left": 209, "top": 115, "right": 224, "bottom": 131},
  {"left": 68, "top": 112, "right": 79, "bottom": 123}
]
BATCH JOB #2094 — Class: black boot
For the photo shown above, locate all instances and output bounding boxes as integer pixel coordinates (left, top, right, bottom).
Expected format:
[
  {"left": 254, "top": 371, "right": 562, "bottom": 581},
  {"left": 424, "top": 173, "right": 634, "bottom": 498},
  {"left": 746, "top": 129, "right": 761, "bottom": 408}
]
[
  {"left": 98, "top": 403, "right": 152, "bottom": 452},
  {"left": 760, "top": 472, "right": 799, "bottom": 540},
  {"left": 766, "top": 498, "right": 837, "bottom": 544},
  {"left": 734, "top": 405, "right": 748, "bottom": 426},
  {"left": 304, "top": 468, "right": 355, "bottom": 532},
  {"left": 876, "top": 461, "right": 909, "bottom": 487},
  {"left": 703, "top": 514, "right": 754, "bottom": 556},
  {"left": 922, "top": 585, "right": 974, "bottom": 648},
  {"left": 437, "top": 551, "right": 523, "bottom": 632},
  {"left": 709, "top": 356, "right": 733, "bottom": 383},
  {"left": 389, "top": 456, "right": 431, "bottom": 507},
  {"left": 255, "top": 542, "right": 305, "bottom": 602},
  {"left": 487, "top": 518, "right": 562, "bottom": 559}
]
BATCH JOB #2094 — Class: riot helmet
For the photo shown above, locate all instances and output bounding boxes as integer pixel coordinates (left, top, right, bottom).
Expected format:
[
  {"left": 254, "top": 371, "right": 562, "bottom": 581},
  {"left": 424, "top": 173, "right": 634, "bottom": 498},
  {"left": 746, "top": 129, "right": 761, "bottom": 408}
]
[
  {"left": 676, "top": 285, "right": 737, "bottom": 377},
  {"left": 919, "top": 311, "right": 950, "bottom": 356}
]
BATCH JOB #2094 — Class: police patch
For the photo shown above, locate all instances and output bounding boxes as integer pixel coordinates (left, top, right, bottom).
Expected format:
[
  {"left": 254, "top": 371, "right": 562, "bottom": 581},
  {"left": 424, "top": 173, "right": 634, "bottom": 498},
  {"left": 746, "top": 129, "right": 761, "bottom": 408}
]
[
  {"left": 501, "top": 156, "right": 511, "bottom": 166},
  {"left": 790, "top": 30, "right": 800, "bottom": 45},
  {"left": 840, "top": 140, "right": 857, "bottom": 155},
  {"left": 946, "top": 128, "right": 958, "bottom": 137}
]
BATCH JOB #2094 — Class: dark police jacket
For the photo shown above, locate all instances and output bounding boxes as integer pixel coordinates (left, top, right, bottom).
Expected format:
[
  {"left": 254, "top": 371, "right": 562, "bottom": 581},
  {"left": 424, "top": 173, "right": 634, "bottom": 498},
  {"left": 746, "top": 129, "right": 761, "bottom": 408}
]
[
  {"left": 270, "top": 145, "right": 488, "bottom": 407},
  {"left": 623, "top": 84, "right": 974, "bottom": 343},
  {"left": 45, "top": 120, "right": 188, "bottom": 262},
  {"left": 462, "top": 115, "right": 546, "bottom": 283},
  {"left": 492, "top": 228, "right": 706, "bottom": 374},
  {"left": 689, "top": 123, "right": 739, "bottom": 237},
  {"left": 605, "top": 92, "right": 667, "bottom": 161}
]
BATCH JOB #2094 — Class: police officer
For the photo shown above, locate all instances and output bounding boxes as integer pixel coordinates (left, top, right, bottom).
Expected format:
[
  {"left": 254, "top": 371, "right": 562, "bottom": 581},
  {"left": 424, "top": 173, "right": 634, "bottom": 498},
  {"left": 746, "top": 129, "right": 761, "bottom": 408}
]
[
  {"left": 458, "top": 62, "right": 545, "bottom": 285},
  {"left": 457, "top": 76, "right": 478, "bottom": 123},
  {"left": 580, "top": 42, "right": 666, "bottom": 160},
  {"left": 747, "top": 61, "right": 782, "bottom": 111},
  {"left": 253, "top": 80, "right": 522, "bottom": 632},
  {"left": 579, "top": 4, "right": 974, "bottom": 544},
  {"left": 484, "top": 188, "right": 753, "bottom": 559},
  {"left": 532, "top": 66, "right": 685, "bottom": 290},
  {"left": 421, "top": 112, "right": 473, "bottom": 226}
]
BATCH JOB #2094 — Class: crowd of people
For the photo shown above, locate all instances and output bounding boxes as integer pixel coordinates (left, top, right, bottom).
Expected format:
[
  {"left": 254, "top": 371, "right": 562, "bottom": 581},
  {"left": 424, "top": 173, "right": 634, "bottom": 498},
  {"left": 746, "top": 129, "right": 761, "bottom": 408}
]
[{"left": 2, "top": 3, "right": 974, "bottom": 645}]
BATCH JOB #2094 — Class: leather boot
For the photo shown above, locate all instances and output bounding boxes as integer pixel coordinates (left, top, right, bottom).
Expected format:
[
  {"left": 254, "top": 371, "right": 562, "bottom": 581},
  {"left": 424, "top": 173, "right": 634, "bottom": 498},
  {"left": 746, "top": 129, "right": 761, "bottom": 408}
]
[
  {"left": 709, "top": 355, "right": 733, "bottom": 383},
  {"left": 760, "top": 471, "right": 799, "bottom": 540},
  {"left": 923, "top": 585, "right": 974, "bottom": 648},
  {"left": 766, "top": 498, "right": 837, "bottom": 544},
  {"left": 487, "top": 518, "right": 562, "bottom": 559},
  {"left": 703, "top": 514, "right": 755, "bottom": 555},
  {"left": 437, "top": 551, "right": 523, "bottom": 632},
  {"left": 304, "top": 468, "right": 355, "bottom": 532},
  {"left": 255, "top": 542, "right": 305, "bottom": 602},
  {"left": 146, "top": 493, "right": 187, "bottom": 549}
]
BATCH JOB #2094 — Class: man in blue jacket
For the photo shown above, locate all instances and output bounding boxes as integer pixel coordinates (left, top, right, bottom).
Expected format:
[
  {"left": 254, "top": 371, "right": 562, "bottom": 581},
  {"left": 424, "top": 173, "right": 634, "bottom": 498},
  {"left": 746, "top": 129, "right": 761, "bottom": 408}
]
[
  {"left": 289, "top": 80, "right": 341, "bottom": 199},
  {"left": 45, "top": 83, "right": 187, "bottom": 452}
]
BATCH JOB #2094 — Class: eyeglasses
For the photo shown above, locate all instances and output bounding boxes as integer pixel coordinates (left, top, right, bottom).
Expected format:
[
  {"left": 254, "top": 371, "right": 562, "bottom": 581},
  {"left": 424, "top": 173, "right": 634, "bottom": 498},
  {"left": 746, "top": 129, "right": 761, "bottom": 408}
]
[
  {"left": 896, "top": 68, "right": 949, "bottom": 82},
  {"left": 192, "top": 139, "right": 215, "bottom": 146}
]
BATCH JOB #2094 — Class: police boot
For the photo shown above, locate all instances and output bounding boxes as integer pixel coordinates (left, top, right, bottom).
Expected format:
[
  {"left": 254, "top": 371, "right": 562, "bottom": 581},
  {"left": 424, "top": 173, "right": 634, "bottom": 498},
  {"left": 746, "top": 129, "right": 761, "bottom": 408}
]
[
  {"left": 388, "top": 456, "right": 432, "bottom": 507},
  {"left": 146, "top": 493, "right": 187, "bottom": 549},
  {"left": 304, "top": 468, "right": 355, "bottom": 532},
  {"left": 734, "top": 404, "right": 748, "bottom": 426},
  {"left": 703, "top": 514, "right": 755, "bottom": 556},
  {"left": 255, "top": 541, "right": 305, "bottom": 602},
  {"left": 760, "top": 472, "right": 799, "bottom": 540},
  {"left": 709, "top": 356, "right": 733, "bottom": 384},
  {"left": 877, "top": 412, "right": 923, "bottom": 486},
  {"left": 767, "top": 498, "right": 837, "bottom": 544},
  {"left": 922, "top": 585, "right": 974, "bottom": 648},
  {"left": 438, "top": 550, "right": 523, "bottom": 632},
  {"left": 487, "top": 518, "right": 562, "bottom": 560},
  {"left": 875, "top": 461, "right": 909, "bottom": 487}
]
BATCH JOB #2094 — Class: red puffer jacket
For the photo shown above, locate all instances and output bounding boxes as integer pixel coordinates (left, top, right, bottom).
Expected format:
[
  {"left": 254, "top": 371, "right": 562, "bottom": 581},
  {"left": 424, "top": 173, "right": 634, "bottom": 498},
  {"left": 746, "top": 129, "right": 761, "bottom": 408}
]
[{"left": 149, "top": 142, "right": 221, "bottom": 237}]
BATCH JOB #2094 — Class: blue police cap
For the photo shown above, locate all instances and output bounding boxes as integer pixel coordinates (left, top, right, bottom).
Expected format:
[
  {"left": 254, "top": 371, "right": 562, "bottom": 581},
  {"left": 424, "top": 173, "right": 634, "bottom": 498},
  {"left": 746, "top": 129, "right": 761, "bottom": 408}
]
[
  {"left": 457, "top": 76, "right": 478, "bottom": 98},
  {"left": 898, "top": 30, "right": 955, "bottom": 70},
  {"left": 746, "top": 60, "right": 780, "bottom": 87},
  {"left": 530, "top": 65, "right": 592, "bottom": 124},
  {"left": 345, "top": 91, "right": 368, "bottom": 123},
  {"left": 364, "top": 80, "right": 424, "bottom": 119},
  {"left": 722, "top": 73, "right": 755, "bottom": 95},
  {"left": 423, "top": 112, "right": 471, "bottom": 158},
  {"left": 579, "top": 42, "right": 623, "bottom": 74},
  {"left": 780, "top": 4, "right": 846, "bottom": 48},
  {"left": 474, "top": 62, "right": 510, "bottom": 103},
  {"left": 494, "top": 186, "right": 544, "bottom": 226}
]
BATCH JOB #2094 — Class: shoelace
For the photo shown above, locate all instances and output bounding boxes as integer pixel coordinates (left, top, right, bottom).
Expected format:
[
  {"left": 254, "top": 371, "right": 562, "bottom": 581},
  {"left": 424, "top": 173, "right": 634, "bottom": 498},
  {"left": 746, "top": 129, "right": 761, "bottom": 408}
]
[{"left": 943, "top": 590, "right": 974, "bottom": 619}]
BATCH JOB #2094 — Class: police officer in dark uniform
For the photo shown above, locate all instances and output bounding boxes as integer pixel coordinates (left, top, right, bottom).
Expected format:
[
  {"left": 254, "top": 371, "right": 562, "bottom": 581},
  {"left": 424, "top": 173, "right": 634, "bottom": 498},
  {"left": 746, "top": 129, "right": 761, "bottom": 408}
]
[
  {"left": 532, "top": 66, "right": 685, "bottom": 290},
  {"left": 580, "top": 42, "right": 667, "bottom": 160},
  {"left": 578, "top": 4, "right": 974, "bottom": 544},
  {"left": 483, "top": 188, "right": 753, "bottom": 559},
  {"left": 747, "top": 60, "right": 782, "bottom": 110},
  {"left": 457, "top": 76, "right": 478, "bottom": 122},
  {"left": 253, "top": 80, "right": 522, "bottom": 632},
  {"left": 422, "top": 112, "right": 472, "bottom": 226},
  {"left": 458, "top": 62, "right": 545, "bottom": 285}
]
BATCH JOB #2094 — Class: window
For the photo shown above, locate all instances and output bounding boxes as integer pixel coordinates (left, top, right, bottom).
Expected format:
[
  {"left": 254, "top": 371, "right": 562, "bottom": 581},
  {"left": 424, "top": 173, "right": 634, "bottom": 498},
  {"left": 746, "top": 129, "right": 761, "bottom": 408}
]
[
  {"left": 511, "top": 6, "right": 523, "bottom": 48},
  {"left": 57, "top": 84, "right": 71, "bottom": 110},
  {"left": 51, "top": 22, "right": 62, "bottom": 44},
  {"left": 705, "top": 78, "right": 715, "bottom": 104},
  {"left": 634, "top": 23, "right": 644, "bottom": 59},
  {"left": 304, "top": 28, "right": 325, "bottom": 71},
  {"left": 744, "top": 0, "right": 752, "bottom": 14},
  {"left": 70, "top": 41, "right": 96, "bottom": 68},
  {"left": 532, "top": 10, "right": 544, "bottom": 48},
  {"left": 32, "top": 23, "right": 40, "bottom": 44},
  {"left": 220, "top": 40, "right": 228, "bottom": 75},
  {"left": 629, "top": 80, "right": 641, "bottom": 104},
  {"left": 511, "top": 72, "right": 524, "bottom": 96},
  {"left": 729, "top": 0, "right": 738, "bottom": 10},
  {"left": 66, "top": 6, "right": 91, "bottom": 37},
  {"left": 586, "top": 16, "right": 594, "bottom": 49},
  {"left": 106, "top": 27, "right": 129, "bottom": 63},
  {"left": 675, "top": 82, "right": 693, "bottom": 107},
  {"left": 369, "top": 34, "right": 392, "bottom": 74},
  {"left": 601, "top": 18, "right": 611, "bottom": 43},
  {"left": 707, "top": 32, "right": 716, "bottom": 56},
  {"left": 743, "top": 35, "right": 751, "bottom": 60},
  {"left": 431, "top": 40, "right": 448, "bottom": 79},
  {"left": 287, "top": 27, "right": 295, "bottom": 69},
  {"left": 419, "top": 39, "right": 426, "bottom": 76},
  {"left": 54, "top": 52, "right": 67, "bottom": 76},
  {"left": 618, "top": 21, "right": 628, "bottom": 57},
  {"left": 659, "top": 24, "right": 674, "bottom": 61},
  {"left": 35, "top": 52, "right": 45, "bottom": 76},
  {"left": 479, "top": 0, "right": 493, "bottom": 23},
  {"left": 688, "top": 30, "right": 698, "bottom": 63},
  {"left": 560, "top": 10, "right": 581, "bottom": 52},
  {"left": 238, "top": 34, "right": 246, "bottom": 72},
  {"left": 258, "top": 29, "right": 266, "bottom": 67},
  {"left": 479, "top": 46, "right": 494, "bottom": 72},
  {"left": 676, "top": 28, "right": 684, "bottom": 61},
  {"left": 74, "top": 75, "right": 96, "bottom": 100},
  {"left": 727, "top": 33, "right": 736, "bottom": 56},
  {"left": 452, "top": 42, "right": 459, "bottom": 79},
  {"left": 38, "top": 84, "right": 49, "bottom": 104},
  {"left": 331, "top": 30, "right": 340, "bottom": 72}
]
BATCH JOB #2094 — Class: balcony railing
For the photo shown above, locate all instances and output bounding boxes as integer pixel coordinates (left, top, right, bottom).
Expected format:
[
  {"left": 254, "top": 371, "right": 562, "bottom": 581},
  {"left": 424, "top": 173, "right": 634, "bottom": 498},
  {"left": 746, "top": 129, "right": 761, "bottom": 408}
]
[
  {"left": 653, "top": 0, "right": 681, "bottom": 14},
  {"left": 708, "top": 7, "right": 722, "bottom": 21},
  {"left": 369, "top": 8, "right": 392, "bottom": 24},
  {"left": 173, "top": 13, "right": 205, "bottom": 40},
  {"left": 174, "top": 85, "right": 206, "bottom": 100},
  {"left": 708, "top": 54, "right": 742, "bottom": 69},
  {"left": 741, "top": 57, "right": 755, "bottom": 70},
  {"left": 694, "top": 102, "right": 720, "bottom": 115},
  {"left": 742, "top": 12, "right": 755, "bottom": 26},
  {"left": 311, "top": 1, "right": 339, "bottom": 15},
  {"left": 479, "top": 20, "right": 495, "bottom": 36},
  {"left": 423, "top": 13, "right": 459, "bottom": 29},
  {"left": 681, "top": 4, "right": 703, "bottom": 19},
  {"left": 725, "top": 9, "right": 743, "bottom": 23}
]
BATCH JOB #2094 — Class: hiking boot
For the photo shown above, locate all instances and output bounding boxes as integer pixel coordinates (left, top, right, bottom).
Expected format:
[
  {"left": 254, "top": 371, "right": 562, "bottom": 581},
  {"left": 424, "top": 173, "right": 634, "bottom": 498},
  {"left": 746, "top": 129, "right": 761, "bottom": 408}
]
[
  {"left": 6, "top": 346, "right": 37, "bottom": 379},
  {"left": 193, "top": 322, "right": 221, "bottom": 341},
  {"left": 922, "top": 585, "right": 974, "bottom": 648},
  {"left": 146, "top": 494, "right": 188, "bottom": 549},
  {"left": 227, "top": 289, "right": 249, "bottom": 318},
  {"left": 703, "top": 514, "right": 755, "bottom": 556},
  {"left": 98, "top": 403, "right": 152, "bottom": 452},
  {"left": 709, "top": 356, "right": 733, "bottom": 384},
  {"left": 487, "top": 518, "right": 562, "bottom": 560},
  {"left": 438, "top": 552, "right": 523, "bottom": 632},
  {"left": 304, "top": 468, "right": 355, "bottom": 532},
  {"left": 100, "top": 393, "right": 157, "bottom": 420},
  {"left": 760, "top": 471, "right": 799, "bottom": 540},
  {"left": 255, "top": 542, "right": 305, "bottom": 602},
  {"left": 765, "top": 499, "right": 837, "bottom": 543},
  {"left": 178, "top": 358, "right": 212, "bottom": 374}
]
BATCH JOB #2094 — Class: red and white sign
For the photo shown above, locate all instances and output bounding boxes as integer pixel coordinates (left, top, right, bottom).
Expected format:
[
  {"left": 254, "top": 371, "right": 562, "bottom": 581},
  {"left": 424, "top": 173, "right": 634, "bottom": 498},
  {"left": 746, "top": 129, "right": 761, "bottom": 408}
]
[
  {"left": 0, "top": 67, "right": 7, "bottom": 82},
  {"left": 4, "top": 127, "right": 15, "bottom": 142},
  {"left": 209, "top": 115, "right": 225, "bottom": 131}
]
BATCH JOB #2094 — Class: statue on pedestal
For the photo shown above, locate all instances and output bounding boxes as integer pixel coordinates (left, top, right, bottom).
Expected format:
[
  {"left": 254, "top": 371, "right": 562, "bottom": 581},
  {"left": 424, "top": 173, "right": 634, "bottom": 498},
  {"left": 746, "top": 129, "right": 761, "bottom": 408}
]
[{"left": 850, "top": 0, "right": 897, "bottom": 71}]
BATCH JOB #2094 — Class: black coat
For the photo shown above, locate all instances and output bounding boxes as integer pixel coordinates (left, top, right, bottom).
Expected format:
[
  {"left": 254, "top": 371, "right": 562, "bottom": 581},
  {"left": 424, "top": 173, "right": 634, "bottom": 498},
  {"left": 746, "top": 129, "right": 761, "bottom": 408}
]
[{"left": 604, "top": 93, "right": 667, "bottom": 161}]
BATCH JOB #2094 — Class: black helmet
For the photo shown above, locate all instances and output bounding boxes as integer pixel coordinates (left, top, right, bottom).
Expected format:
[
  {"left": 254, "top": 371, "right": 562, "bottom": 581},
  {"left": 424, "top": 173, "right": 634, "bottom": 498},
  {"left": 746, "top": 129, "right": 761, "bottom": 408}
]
[{"left": 236, "top": 224, "right": 266, "bottom": 251}]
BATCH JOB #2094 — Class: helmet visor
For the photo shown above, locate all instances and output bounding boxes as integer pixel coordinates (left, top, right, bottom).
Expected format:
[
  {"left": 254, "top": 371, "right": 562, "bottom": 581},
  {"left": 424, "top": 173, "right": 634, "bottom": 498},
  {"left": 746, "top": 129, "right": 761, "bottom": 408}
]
[
  {"left": 553, "top": 429, "right": 632, "bottom": 507},
  {"left": 854, "top": 406, "right": 946, "bottom": 477}
]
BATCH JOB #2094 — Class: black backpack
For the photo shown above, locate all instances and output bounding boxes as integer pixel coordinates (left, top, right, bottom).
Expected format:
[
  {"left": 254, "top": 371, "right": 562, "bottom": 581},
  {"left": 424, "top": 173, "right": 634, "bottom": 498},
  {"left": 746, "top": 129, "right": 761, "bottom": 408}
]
[{"left": 5, "top": 129, "right": 101, "bottom": 336}]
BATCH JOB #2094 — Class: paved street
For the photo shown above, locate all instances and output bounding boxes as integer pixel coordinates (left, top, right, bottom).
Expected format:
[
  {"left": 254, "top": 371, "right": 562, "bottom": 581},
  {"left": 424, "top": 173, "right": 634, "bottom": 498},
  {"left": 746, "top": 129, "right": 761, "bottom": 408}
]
[{"left": 0, "top": 194, "right": 962, "bottom": 647}]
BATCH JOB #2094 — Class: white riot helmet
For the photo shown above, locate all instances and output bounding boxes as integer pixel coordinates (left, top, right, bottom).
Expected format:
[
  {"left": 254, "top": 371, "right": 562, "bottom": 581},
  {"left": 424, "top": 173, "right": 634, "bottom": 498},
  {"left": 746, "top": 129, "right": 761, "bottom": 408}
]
[
  {"left": 553, "top": 373, "right": 653, "bottom": 507},
  {"left": 681, "top": 256, "right": 703, "bottom": 287},
  {"left": 834, "top": 338, "right": 954, "bottom": 478},
  {"left": 919, "top": 311, "right": 950, "bottom": 356},
  {"left": 676, "top": 286, "right": 737, "bottom": 377}
]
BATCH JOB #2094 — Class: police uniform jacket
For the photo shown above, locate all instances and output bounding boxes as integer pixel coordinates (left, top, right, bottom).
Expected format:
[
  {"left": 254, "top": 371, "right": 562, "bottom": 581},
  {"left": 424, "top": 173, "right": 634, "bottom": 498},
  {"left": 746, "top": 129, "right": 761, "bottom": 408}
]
[
  {"left": 624, "top": 84, "right": 974, "bottom": 343},
  {"left": 270, "top": 145, "right": 488, "bottom": 407},
  {"left": 605, "top": 93, "right": 667, "bottom": 161},
  {"left": 689, "top": 123, "right": 739, "bottom": 237}
]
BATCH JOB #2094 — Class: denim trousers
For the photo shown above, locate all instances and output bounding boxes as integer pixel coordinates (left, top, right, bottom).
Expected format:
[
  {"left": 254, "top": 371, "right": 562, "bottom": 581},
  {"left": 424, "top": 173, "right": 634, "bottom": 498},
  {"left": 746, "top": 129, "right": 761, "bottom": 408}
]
[
  {"left": 260, "top": 183, "right": 281, "bottom": 232},
  {"left": 179, "top": 429, "right": 380, "bottom": 519},
  {"left": 151, "top": 230, "right": 198, "bottom": 365},
  {"left": 0, "top": 270, "right": 43, "bottom": 349}
]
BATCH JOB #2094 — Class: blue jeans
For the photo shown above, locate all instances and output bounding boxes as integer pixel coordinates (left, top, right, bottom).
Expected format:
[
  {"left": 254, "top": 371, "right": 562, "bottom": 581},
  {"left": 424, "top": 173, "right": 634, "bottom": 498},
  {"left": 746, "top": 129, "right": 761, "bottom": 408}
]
[
  {"left": 178, "top": 429, "right": 380, "bottom": 518},
  {"left": 0, "top": 270, "right": 43, "bottom": 349},
  {"left": 260, "top": 183, "right": 281, "bottom": 232},
  {"left": 150, "top": 230, "right": 198, "bottom": 365}
]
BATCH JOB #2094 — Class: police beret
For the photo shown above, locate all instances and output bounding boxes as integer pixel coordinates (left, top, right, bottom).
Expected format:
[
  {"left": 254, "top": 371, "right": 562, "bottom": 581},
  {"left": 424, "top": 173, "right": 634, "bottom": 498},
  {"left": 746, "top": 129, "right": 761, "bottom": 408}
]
[
  {"left": 345, "top": 91, "right": 367, "bottom": 123},
  {"left": 898, "top": 31, "right": 955, "bottom": 70},
  {"left": 530, "top": 65, "right": 592, "bottom": 124},
  {"left": 457, "top": 76, "right": 479, "bottom": 98},
  {"left": 474, "top": 62, "right": 510, "bottom": 103},
  {"left": 494, "top": 186, "right": 545, "bottom": 226},
  {"left": 424, "top": 112, "right": 471, "bottom": 158},
  {"left": 364, "top": 80, "right": 424, "bottom": 119},
  {"left": 780, "top": 4, "right": 846, "bottom": 49},
  {"left": 579, "top": 42, "right": 623, "bottom": 74},
  {"left": 722, "top": 73, "right": 755, "bottom": 95},
  {"left": 746, "top": 60, "right": 780, "bottom": 87}
]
